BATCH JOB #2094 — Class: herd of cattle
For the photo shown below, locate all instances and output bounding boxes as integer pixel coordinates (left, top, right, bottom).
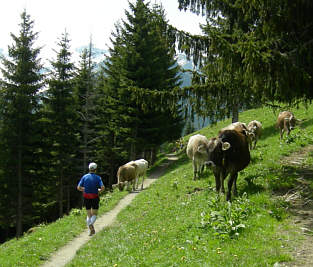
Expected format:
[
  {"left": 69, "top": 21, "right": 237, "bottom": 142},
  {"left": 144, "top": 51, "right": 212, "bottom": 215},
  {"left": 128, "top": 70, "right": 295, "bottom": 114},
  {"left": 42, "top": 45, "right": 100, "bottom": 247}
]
[{"left": 113, "top": 110, "right": 300, "bottom": 201}]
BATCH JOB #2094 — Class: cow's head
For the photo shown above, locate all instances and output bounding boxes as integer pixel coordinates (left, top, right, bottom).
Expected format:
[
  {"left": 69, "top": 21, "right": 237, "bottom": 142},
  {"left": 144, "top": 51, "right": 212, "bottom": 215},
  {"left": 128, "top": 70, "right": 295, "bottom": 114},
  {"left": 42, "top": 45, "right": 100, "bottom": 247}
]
[
  {"left": 118, "top": 182, "right": 125, "bottom": 191},
  {"left": 285, "top": 115, "right": 296, "bottom": 130},
  {"left": 205, "top": 138, "right": 231, "bottom": 168},
  {"left": 197, "top": 144, "right": 208, "bottom": 154}
]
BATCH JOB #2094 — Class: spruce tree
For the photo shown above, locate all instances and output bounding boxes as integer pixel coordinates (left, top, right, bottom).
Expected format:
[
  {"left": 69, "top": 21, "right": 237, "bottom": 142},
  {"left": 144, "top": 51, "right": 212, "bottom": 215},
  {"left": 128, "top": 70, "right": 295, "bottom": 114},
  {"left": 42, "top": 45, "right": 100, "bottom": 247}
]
[
  {"left": 102, "top": 0, "right": 183, "bottom": 164},
  {"left": 0, "top": 10, "right": 44, "bottom": 237},
  {"left": 73, "top": 41, "right": 98, "bottom": 175},
  {"left": 44, "top": 30, "right": 77, "bottom": 217}
]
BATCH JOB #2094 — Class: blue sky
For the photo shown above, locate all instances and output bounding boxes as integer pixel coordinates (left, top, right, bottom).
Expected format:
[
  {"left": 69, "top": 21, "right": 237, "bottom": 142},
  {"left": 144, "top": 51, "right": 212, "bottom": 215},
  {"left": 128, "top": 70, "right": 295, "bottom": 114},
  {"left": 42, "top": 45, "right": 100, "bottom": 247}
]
[{"left": 0, "top": 0, "right": 205, "bottom": 64}]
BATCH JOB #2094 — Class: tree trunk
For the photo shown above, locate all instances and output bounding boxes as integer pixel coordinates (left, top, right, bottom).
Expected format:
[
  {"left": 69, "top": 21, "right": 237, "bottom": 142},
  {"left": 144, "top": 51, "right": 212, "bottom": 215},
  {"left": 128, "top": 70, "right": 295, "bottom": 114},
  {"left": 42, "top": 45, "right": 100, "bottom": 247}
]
[
  {"left": 150, "top": 147, "right": 157, "bottom": 165},
  {"left": 232, "top": 103, "right": 239, "bottom": 123},
  {"left": 81, "top": 121, "right": 88, "bottom": 208},
  {"left": 66, "top": 184, "right": 70, "bottom": 214},
  {"left": 16, "top": 148, "right": 23, "bottom": 238},
  {"left": 83, "top": 121, "right": 88, "bottom": 173},
  {"left": 58, "top": 169, "right": 63, "bottom": 217}
]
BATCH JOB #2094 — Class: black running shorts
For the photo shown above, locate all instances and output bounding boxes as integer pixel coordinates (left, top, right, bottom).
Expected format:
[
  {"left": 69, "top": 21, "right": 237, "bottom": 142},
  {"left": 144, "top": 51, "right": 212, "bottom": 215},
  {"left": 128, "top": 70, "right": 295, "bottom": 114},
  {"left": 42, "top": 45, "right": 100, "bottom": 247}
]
[{"left": 84, "top": 197, "right": 100, "bottom": 210}]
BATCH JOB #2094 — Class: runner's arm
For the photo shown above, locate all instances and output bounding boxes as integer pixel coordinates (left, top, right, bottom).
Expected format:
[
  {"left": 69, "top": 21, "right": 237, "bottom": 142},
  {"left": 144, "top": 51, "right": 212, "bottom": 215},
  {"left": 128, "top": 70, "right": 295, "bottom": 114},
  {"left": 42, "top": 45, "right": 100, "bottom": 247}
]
[
  {"left": 98, "top": 185, "right": 105, "bottom": 194},
  {"left": 77, "top": 185, "right": 85, "bottom": 192}
]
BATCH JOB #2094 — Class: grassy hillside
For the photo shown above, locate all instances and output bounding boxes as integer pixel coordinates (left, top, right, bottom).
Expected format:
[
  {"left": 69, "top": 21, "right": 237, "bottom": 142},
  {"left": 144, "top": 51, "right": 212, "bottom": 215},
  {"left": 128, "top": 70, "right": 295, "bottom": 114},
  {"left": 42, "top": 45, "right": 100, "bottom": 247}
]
[{"left": 1, "top": 104, "right": 313, "bottom": 266}]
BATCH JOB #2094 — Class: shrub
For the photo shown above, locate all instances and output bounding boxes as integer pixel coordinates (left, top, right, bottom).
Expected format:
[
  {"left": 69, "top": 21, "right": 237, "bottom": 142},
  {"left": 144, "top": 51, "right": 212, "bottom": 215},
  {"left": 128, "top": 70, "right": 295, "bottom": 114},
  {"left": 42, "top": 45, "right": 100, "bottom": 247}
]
[{"left": 200, "top": 193, "right": 254, "bottom": 239}]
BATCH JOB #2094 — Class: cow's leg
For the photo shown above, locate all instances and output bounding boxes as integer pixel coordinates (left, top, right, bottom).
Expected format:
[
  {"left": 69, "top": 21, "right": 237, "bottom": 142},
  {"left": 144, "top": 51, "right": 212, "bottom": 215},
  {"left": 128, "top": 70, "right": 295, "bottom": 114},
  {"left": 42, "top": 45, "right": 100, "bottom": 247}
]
[
  {"left": 192, "top": 160, "right": 197, "bottom": 180},
  {"left": 141, "top": 174, "right": 145, "bottom": 190},
  {"left": 232, "top": 173, "right": 238, "bottom": 196},
  {"left": 253, "top": 138, "right": 257, "bottom": 149},
  {"left": 227, "top": 173, "right": 237, "bottom": 201},
  {"left": 220, "top": 169, "right": 227, "bottom": 193},
  {"left": 200, "top": 163, "right": 205, "bottom": 174},
  {"left": 285, "top": 120, "right": 291, "bottom": 136},
  {"left": 134, "top": 177, "right": 138, "bottom": 189},
  {"left": 132, "top": 179, "right": 136, "bottom": 191},
  {"left": 213, "top": 170, "right": 221, "bottom": 193}
]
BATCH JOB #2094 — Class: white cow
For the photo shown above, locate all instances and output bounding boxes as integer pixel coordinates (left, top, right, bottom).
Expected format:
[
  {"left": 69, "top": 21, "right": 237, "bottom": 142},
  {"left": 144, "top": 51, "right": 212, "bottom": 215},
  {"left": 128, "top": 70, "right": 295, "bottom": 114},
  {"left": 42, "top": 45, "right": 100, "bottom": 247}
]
[
  {"left": 133, "top": 159, "right": 148, "bottom": 190},
  {"left": 247, "top": 120, "right": 262, "bottom": 149},
  {"left": 186, "top": 134, "right": 210, "bottom": 180}
]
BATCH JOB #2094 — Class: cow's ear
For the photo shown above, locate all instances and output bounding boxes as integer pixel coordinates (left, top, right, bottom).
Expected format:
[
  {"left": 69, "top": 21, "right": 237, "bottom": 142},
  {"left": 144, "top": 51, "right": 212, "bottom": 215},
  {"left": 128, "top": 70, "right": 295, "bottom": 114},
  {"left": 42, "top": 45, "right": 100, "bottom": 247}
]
[{"left": 222, "top": 142, "right": 231, "bottom": 151}]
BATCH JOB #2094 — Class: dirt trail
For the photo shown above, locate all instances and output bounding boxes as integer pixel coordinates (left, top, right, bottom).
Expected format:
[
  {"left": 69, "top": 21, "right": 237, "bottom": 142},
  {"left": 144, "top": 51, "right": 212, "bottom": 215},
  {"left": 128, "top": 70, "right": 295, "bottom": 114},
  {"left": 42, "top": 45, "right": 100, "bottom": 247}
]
[
  {"left": 41, "top": 154, "right": 178, "bottom": 267},
  {"left": 277, "top": 145, "right": 313, "bottom": 267}
]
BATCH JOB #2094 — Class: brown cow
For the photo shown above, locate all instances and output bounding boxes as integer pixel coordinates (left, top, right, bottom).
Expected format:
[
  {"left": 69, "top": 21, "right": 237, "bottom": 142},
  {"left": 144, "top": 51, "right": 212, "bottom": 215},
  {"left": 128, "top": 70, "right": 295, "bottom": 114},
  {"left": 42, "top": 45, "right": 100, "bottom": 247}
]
[
  {"left": 205, "top": 129, "right": 251, "bottom": 201},
  {"left": 186, "top": 134, "right": 210, "bottom": 180},
  {"left": 247, "top": 120, "right": 262, "bottom": 149},
  {"left": 219, "top": 122, "right": 254, "bottom": 150},
  {"left": 276, "top": 111, "right": 300, "bottom": 139}
]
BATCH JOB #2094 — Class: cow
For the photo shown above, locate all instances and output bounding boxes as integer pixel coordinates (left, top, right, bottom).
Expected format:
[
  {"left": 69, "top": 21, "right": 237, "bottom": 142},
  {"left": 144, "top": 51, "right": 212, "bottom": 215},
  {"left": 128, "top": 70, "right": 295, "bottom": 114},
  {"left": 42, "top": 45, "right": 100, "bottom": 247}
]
[
  {"left": 116, "top": 161, "right": 138, "bottom": 191},
  {"left": 276, "top": 111, "right": 300, "bottom": 139},
  {"left": 133, "top": 159, "right": 148, "bottom": 190},
  {"left": 247, "top": 120, "right": 262, "bottom": 149},
  {"left": 186, "top": 134, "right": 210, "bottom": 180},
  {"left": 205, "top": 129, "right": 251, "bottom": 201},
  {"left": 219, "top": 122, "right": 254, "bottom": 150}
]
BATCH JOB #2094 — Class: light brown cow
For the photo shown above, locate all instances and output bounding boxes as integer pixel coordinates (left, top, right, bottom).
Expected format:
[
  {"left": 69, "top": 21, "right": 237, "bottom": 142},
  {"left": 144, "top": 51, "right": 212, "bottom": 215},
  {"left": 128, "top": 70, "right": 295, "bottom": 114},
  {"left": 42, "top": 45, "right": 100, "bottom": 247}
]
[
  {"left": 276, "top": 111, "right": 300, "bottom": 139},
  {"left": 116, "top": 161, "right": 138, "bottom": 191},
  {"left": 186, "top": 134, "right": 210, "bottom": 180},
  {"left": 247, "top": 120, "right": 262, "bottom": 149}
]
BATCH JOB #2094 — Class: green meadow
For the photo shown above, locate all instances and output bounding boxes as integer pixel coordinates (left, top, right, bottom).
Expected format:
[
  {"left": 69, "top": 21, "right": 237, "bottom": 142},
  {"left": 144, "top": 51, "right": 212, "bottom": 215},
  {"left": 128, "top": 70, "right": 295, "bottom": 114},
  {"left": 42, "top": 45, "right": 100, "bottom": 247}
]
[{"left": 1, "top": 104, "right": 313, "bottom": 267}]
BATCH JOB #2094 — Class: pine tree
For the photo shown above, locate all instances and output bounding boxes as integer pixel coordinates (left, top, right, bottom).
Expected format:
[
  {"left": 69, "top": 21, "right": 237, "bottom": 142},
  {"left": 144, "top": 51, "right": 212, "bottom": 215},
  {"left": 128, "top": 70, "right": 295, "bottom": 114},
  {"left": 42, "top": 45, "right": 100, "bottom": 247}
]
[
  {"left": 102, "top": 0, "right": 184, "bottom": 164},
  {"left": 0, "top": 10, "right": 44, "bottom": 237},
  {"left": 93, "top": 75, "right": 124, "bottom": 189},
  {"left": 44, "top": 30, "right": 77, "bottom": 217},
  {"left": 73, "top": 40, "right": 98, "bottom": 175},
  {"left": 72, "top": 40, "right": 102, "bottom": 202}
]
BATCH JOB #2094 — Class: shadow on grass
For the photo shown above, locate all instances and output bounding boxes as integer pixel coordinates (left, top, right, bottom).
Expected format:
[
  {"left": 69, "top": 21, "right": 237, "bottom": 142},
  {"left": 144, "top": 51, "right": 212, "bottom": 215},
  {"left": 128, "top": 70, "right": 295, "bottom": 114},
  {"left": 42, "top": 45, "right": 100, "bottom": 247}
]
[
  {"left": 258, "top": 123, "right": 277, "bottom": 140},
  {"left": 269, "top": 164, "right": 313, "bottom": 197},
  {"left": 239, "top": 175, "right": 266, "bottom": 195}
]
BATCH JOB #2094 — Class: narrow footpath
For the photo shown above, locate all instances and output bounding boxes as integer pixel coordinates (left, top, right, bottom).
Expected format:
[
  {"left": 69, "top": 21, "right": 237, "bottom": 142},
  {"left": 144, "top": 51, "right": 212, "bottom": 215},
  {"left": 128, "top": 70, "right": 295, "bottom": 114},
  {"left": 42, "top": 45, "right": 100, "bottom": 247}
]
[{"left": 41, "top": 154, "right": 178, "bottom": 267}]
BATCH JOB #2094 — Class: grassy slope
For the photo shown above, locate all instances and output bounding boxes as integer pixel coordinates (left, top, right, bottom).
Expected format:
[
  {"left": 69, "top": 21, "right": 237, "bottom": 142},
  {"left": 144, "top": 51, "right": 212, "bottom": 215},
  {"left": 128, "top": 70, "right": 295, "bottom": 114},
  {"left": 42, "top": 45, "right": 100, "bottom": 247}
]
[
  {"left": 1, "top": 104, "right": 313, "bottom": 267},
  {"left": 0, "top": 190, "right": 129, "bottom": 266}
]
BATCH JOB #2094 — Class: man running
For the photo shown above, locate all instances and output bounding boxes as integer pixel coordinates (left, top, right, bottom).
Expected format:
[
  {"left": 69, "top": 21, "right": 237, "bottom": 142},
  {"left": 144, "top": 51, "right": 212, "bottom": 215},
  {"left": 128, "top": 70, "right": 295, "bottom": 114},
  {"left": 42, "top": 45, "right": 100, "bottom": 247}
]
[{"left": 77, "top": 162, "right": 105, "bottom": 236}]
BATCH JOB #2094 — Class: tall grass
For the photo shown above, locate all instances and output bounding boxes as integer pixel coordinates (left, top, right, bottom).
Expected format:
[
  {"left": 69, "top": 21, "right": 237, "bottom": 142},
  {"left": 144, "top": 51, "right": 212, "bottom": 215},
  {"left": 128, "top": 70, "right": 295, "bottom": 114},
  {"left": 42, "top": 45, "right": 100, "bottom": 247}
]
[{"left": 1, "top": 104, "right": 313, "bottom": 267}]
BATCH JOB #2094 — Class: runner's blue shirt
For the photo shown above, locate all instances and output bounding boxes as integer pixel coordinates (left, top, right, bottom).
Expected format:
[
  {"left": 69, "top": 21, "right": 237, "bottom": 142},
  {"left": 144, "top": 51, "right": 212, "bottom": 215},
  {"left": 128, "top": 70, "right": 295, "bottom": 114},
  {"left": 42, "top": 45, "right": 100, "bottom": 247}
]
[{"left": 78, "top": 173, "right": 104, "bottom": 198}]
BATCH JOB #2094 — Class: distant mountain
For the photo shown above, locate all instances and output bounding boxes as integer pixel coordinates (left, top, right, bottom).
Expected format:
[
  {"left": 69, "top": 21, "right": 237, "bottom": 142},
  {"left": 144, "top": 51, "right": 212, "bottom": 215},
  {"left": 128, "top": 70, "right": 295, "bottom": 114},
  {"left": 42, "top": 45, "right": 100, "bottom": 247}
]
[{"left": 176, "top": 53, "right": 210, "bottom": 134}]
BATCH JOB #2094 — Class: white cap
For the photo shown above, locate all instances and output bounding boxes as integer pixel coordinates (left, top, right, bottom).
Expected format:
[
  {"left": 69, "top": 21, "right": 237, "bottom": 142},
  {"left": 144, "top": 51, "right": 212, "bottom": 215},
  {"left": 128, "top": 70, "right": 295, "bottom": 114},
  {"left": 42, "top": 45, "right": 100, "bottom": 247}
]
[{"left": 88, "top": 162, "right": 97, "bottom": 171}]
